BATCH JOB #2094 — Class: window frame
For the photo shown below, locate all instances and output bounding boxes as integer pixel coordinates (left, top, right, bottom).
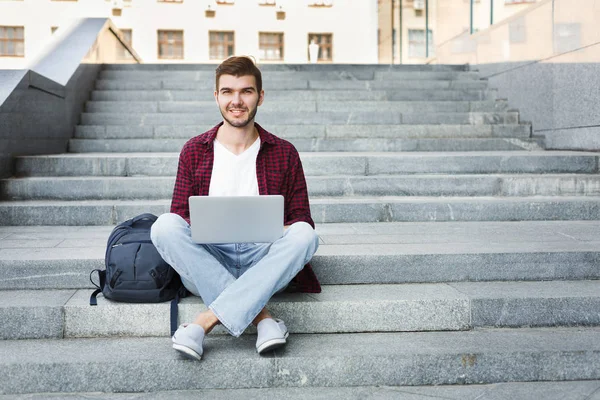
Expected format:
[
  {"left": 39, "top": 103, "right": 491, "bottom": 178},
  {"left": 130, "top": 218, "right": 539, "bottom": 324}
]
[
  {"left": 407, "top": 28, "right": 434, "bottom": 58},
  {"left": 504, "top": 0, "right": 536, "bottom": 4},
  {"left": 307, "top": 0, "right": 333, "bottom": 7},
  {"left": 0, "top": 26, "right": 25, "bottom": 58},
  {"left": 308, "top": 33, "right": 333, "bottom": 62},
  {"left": 157, "top": 29, "right": 184, "bottom": 60},
  {"left": 259, "top": 32, "right": 284, "bottom": 61},
  {"left": 120, "top": 29, "right": 132, "bottom": 47},
  {"left": 209, "top": 30, "right": 235, "bottom": 60}
]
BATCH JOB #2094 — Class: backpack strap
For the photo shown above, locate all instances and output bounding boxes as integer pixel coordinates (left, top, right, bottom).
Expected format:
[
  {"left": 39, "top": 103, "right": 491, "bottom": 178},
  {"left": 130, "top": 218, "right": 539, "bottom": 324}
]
[
  {"left": 169, "top": 287, "right": 189, "bottom": 336},
  {"left": 90, "top": 289, "right": 102, "bottom": 306},
  {"left": 128, "top": 213, "right": 158, "bottom": 227},
  {"left": 170, "top": 293, "right": 180, "bottom": 336},
  {"left": 89, "top": 269, "right": 106, "bottom": 306}
]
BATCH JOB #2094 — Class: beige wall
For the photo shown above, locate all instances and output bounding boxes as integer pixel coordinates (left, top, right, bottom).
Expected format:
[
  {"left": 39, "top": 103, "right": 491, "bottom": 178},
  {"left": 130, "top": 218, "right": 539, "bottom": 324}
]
[
  {"left": 435, "top": 0, "right": 600, "bottom": 65},
  {"left": 0, "top": 0, "right": 378, "bottom": 68},
  {"left": 378, "top": 0, "right": 540, "bottom": 64},
  {"left": 436, "top": 0, "right": 541, "bottom": 46},
  {"left": 378, "top": 0, "right": 438, "bottom": 64}
]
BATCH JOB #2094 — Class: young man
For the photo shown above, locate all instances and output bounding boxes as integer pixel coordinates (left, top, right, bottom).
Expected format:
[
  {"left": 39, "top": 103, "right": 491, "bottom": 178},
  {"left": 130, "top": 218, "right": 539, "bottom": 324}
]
[{"left": 151, "top": 56, "right": 320, "bottom": 361}]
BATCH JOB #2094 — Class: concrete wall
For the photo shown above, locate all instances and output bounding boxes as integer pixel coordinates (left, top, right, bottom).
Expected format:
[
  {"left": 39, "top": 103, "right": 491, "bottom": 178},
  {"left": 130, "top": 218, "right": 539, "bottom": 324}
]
[
  {"left": 0, "top": 66, "right": 101, "bottom": 178},
  {"left": 0, "top": 18, "right": 139, "bottom": 179},
  {"left": 436, "top": 0, "right": 600, "bottom": 151},
  {"left": 478, "top": 58, "right": 600, "bottom": 151}
]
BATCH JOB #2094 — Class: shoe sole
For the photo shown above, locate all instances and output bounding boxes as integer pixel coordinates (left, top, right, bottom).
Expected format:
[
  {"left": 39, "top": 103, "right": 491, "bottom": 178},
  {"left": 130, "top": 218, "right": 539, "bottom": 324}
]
[
  {"left": 172, "top": 343, "right": 202, "bottom": 361},
  {"left": 257, "top": 331, "right": 290, "bottom": 354}
]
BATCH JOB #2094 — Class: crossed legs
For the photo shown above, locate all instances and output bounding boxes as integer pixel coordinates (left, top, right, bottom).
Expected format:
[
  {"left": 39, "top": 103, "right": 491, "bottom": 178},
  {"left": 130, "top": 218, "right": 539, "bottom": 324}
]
[{"left": 151, "top": 213, "right": 319, "bottom": 339}]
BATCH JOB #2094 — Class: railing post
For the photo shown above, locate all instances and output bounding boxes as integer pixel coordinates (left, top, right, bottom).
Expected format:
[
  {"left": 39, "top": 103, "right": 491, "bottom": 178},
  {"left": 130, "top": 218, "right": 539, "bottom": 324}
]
[
  {"left": 425, "top": 0, "right": 429, "bottom": 58},
  {"left": 391, "top": 0, "right": 395, "bottom": 64},
  {"left": 399, "top": 0, "right": 403, "bottom": 64},
  {"left": 470, "top": 0, "right": 474, "bottom": 34}
]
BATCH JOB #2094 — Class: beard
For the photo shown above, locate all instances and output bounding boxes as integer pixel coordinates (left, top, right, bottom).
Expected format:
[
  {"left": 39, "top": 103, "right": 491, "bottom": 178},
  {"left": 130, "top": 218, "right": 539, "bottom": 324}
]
[{"left": 220, "top": 100, "right": 259, "bottom": 128}]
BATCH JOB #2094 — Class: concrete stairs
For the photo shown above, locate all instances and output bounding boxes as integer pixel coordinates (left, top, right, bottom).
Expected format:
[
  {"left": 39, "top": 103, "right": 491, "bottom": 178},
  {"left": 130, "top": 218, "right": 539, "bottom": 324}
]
[{"left": 1, "top": 63, "right": 599, "bottom": 396}]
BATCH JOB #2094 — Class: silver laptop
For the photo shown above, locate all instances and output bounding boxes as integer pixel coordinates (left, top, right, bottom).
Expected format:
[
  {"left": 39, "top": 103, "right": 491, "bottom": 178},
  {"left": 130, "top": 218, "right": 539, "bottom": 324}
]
[{"left": 189, "top": 195, "right": 284, "bottom": 244}]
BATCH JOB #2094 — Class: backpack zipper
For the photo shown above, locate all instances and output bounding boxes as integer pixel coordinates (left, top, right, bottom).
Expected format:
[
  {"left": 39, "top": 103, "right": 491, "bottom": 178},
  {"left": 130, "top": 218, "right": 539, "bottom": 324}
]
[{"left": 112, "top": 239, "right": 153, "bottom": 248}]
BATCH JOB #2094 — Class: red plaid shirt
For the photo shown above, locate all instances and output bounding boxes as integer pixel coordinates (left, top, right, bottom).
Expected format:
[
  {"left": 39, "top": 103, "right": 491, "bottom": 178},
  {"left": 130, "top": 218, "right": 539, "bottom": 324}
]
[{"left": 171, "top": 122, "right": 321, "bottom": 293}]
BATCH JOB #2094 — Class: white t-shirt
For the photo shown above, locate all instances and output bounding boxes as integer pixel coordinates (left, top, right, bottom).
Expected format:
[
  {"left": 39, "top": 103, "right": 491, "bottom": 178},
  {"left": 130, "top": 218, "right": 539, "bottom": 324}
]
[{"left": 209, "top": 137, "right": 260, "bottom": 196}]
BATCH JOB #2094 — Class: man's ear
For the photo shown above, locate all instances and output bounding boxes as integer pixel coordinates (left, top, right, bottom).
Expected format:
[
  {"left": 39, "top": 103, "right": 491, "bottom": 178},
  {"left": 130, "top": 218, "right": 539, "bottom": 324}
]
[
  {"left": 258, "top": 90, "right": 265, "bottom": 106},
  {"left": 214, "top": 90, "right": 218, "bottom": 104}
]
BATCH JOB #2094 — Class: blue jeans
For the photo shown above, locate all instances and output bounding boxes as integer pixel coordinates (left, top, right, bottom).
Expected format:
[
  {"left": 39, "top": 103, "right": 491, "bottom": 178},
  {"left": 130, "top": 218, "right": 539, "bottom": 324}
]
[{"left": 150, "top": 213, "right": 319, "bottom": 337}]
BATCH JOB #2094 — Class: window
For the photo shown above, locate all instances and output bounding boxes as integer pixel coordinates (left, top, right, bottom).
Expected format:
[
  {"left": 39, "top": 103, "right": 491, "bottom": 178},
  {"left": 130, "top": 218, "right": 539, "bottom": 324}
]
[
  {"left": 0, "top": 26, "right": 24, "bottom": 57},
  {"left": 120, "top": 29, "right": 132, "bottom": 46},
  {"left": 308, "top": 0, "right": 333, "bottom": 7},
  {"left": 209, "top": 31, "right": 235, "bottom": 60},
  {"left": 308, "top": 33, "right": 332, "bottom": 62},
  {"left": 259, "top": 32, "right": 283, "bottom": 61},
  {"left": 509, "top": 17, "right": 526, "bottom": 43},
  {"left": 554, "top": 23, "right": 581, "bottom": 54},
  {"left": 158, "top": 30, "right": 183, "bottom": 59},
  {"left": 119, "top": 29, "right": 133, "bottom": 59},
  {"left": 408, "top": 29, "right": 434, "bottom": 58}
]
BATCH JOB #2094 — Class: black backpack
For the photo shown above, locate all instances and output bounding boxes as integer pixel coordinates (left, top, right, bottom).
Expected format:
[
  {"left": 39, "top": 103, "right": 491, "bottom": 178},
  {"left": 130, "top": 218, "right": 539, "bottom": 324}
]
[{"left": 90, "top": 213, "right": 187, "bottom": 335}]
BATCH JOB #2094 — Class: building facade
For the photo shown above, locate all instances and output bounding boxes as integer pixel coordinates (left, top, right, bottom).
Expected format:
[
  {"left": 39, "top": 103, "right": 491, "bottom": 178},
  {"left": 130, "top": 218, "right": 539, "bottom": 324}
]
[
  {"left": 0, "top": 0, "right": 378, "bottom": 68},
  {"left": 377, "top": 0, "right": 541, "bottom": 64}
]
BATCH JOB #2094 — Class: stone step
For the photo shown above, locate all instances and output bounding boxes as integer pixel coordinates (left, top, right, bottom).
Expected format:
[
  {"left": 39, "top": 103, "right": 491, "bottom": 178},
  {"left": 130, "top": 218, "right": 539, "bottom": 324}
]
[
  {"left": 84, "top": 100, "right": 508, "bottom": 114},
  {"left": 3, "top": 381, "right": 599, "bottom": 400},
  {"left": 3, "top": 280, "right": 600, "bottom": 340},
  {"left": 79, "top": 111, "right": 517, "bottom": 126},
  {"left": 1, "top": 328, "right": 599, "bottom": 394},
  {"left": 67, "top": 137, "right": 537, "bottom": 153},
  {"left": 102, "top": 63, "right": 470, "bottom": 72},
  {"left": 2, "top": 221, "right": 598, "bottom": 290},
  {"left": 91, "top": 89, "right": 498, "bottom": 102},
  {"left": 95, "top": 79, "right": 489, "bottom": 91},
  {"left": 5, "top": 174, "right": 600, "bottom": 200},
  {"left": 1, "top": 196, "right": 600, "bottom": 225},
  {"left": 13, "top": 152, "right": 597, "bottom": 177},
  {"left": 74, "top": 124, "right": 529, "bottom": 140},
  {"left": 2, "top": 284, "right": 470, "bottom": 339},
  {"left": 373, "top": 70, "right": 481, "bottom": 80},
  {"left": 98, "top": 70, "right": 481, "bottom": 81}
]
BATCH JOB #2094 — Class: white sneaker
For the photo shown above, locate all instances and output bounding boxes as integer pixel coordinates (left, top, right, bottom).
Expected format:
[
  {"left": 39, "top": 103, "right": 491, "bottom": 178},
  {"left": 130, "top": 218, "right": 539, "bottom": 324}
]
[
  {"left": 172, "top": 323, "right": 205, "bottom": 361},
  {"left": 256, "top": 318, "right": 289, "bottom": 354}
]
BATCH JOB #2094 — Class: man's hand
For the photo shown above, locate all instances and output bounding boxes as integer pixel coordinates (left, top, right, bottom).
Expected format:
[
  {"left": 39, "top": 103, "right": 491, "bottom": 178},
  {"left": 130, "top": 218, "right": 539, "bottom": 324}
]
[{"left": 284, "top": 225, "right": 290, "bottom": 231}]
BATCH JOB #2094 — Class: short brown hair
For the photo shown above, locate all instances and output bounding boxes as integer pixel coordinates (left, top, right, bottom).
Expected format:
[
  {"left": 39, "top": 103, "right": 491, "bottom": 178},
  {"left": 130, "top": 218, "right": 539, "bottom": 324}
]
[{"left": 215, "top": 56, "right": 262, "bottom": 93}]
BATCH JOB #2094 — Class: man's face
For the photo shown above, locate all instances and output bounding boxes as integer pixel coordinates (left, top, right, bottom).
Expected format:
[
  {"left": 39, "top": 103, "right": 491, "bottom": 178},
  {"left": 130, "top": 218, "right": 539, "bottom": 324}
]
[{"left": 215, "top": 74, "right": 264, "bottom": 128}]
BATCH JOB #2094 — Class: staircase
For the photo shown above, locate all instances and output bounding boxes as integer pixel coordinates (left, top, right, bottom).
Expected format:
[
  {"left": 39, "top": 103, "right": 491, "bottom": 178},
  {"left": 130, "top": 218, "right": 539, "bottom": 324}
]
[{"left": 1, "top": 64, "right": 599, "bottom": 396}]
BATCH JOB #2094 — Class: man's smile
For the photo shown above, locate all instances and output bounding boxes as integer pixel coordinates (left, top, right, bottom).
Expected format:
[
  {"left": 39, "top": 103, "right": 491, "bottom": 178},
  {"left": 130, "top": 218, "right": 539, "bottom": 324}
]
[{"left": 228, "top": 108, "right": 247, "bottom": 116}]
